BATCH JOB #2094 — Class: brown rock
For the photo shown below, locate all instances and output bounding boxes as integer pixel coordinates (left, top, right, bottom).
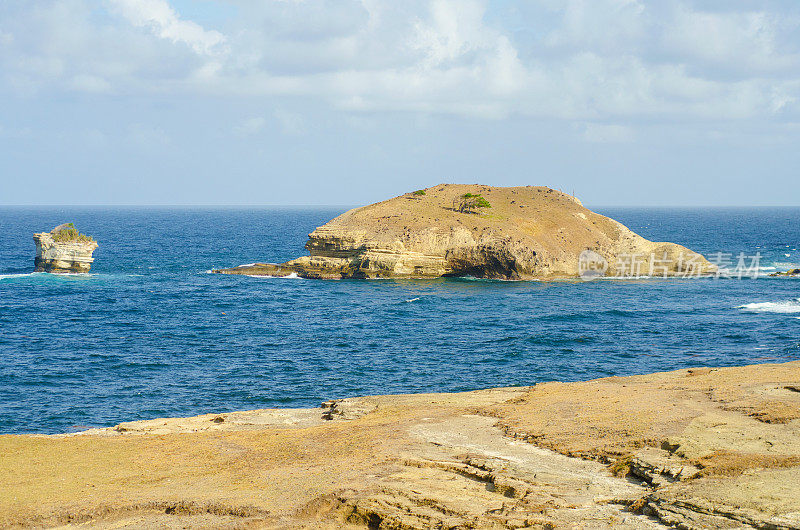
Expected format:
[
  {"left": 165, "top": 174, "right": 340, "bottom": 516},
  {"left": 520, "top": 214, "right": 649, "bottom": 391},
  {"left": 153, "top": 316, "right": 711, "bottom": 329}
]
[
  {"left": 215, "top": 184, "right": 713, "bottom": 280},
  {"left": 2, "top": 362, "right": 799, "bottom": 528}
]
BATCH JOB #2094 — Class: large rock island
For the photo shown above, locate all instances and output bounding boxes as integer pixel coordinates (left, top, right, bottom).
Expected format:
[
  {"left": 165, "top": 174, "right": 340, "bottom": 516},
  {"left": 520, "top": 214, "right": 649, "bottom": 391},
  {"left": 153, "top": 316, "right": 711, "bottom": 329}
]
[
  {"left": 214, "top": 184, "right": 712, "bottom": 280},
  {"left": 33, "top": 223, "right": 98, "bottom": 273}
]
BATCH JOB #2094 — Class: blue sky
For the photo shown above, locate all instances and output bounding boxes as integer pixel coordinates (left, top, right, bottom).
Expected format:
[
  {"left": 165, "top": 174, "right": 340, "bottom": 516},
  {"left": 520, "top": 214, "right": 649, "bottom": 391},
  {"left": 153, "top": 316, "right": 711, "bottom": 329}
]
[{"left": 1, "top": 0, "right": 799, "bottom": 206}]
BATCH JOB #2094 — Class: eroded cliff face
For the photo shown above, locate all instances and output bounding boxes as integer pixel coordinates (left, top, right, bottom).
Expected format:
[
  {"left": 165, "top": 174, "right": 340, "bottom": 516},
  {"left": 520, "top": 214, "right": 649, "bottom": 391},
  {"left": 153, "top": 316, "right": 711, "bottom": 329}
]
[
  {"left": 216, "top": 184, "right": 713, "bottom": 280},
  {"left": 33, "top": 230, "right": 98, "bottom": 273}
]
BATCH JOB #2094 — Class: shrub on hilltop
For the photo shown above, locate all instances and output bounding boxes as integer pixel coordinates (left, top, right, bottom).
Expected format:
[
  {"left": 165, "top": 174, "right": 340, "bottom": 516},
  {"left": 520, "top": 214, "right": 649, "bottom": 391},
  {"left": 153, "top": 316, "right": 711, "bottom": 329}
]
[
  {"left": 51, "top": 223, "right": 95, "bottom": 243},
  {"left": 453, "top": 193, "right": 491, "bottom": 214}
]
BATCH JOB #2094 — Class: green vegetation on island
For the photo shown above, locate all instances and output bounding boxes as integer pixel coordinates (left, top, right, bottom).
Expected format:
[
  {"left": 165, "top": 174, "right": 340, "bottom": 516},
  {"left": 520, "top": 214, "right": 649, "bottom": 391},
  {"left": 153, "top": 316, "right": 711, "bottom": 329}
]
[
  {"left": 51, "top": 223, "right": 95, "bottom": 243},
  {"left": 454, "top": 192, "right": 491, "bottom": 214}
]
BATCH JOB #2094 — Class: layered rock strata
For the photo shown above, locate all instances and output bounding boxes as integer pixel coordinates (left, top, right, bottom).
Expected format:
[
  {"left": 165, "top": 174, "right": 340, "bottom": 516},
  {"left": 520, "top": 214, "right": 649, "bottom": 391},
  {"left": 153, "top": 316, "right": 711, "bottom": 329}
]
[
  {"left": 33, "top": 224, "right": 98, "bottom": 273},
  {"left": 215, "top": 184, "right": 713, "bottom": 280}
]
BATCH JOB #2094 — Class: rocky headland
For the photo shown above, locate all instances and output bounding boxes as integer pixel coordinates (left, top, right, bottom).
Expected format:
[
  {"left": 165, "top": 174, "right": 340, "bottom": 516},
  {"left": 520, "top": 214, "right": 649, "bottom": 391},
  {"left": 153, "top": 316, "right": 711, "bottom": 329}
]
[
  {"left": 33, "top": 223, "right": 98, "bottom": 273},
  {"left": 214, "top": 184, "right": 712, "bottom": 280},
  {"left": 1, "top": 362, "right": 798, "bottom": 528}
]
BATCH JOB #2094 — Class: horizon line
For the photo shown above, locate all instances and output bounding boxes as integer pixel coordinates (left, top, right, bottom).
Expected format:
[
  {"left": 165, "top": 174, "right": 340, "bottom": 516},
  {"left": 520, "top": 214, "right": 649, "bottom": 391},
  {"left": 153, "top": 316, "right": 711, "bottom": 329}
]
[{"left": 1, "top": 204, "right": 800, "bottom": 209}]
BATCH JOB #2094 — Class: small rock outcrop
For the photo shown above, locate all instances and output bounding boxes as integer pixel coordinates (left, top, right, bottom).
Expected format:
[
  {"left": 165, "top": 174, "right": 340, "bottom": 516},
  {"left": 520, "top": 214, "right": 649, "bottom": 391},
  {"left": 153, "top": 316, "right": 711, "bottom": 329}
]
[
  {"left": 33, "top": 223, "right": 98, "bottom": 273},
  {"left": 770, "top": 268, "right": 800, "bottom": 277},
  {"left": 215, "top": 184, "right": 714, "bottom": 280}
]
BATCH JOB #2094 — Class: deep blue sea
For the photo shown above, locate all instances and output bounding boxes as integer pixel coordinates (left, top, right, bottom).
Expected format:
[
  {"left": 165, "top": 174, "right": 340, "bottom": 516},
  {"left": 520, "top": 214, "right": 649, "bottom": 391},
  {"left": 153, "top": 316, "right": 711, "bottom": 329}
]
[{"left": 1, "top": 207, "right": 799, "bottom": 434}]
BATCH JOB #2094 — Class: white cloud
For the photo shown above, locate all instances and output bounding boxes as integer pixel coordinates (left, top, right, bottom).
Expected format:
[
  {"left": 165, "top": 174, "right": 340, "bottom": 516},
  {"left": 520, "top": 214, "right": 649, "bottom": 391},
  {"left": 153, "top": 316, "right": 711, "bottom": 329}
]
[
  {"left": 69, "top": 74, "right": 111, "bottom": 93},
  {"left": 0, "top": 123, "right": 33, "bottom": 139},
  {"left": 583, "top": 123, "right": 634, "bottom": 143},
  {"left": 1, "top": 0, "right": 799, "bottom": 129},
  {"left": 128, "top": 123, "right": 170, "bottom": 147},
  {"left": 233, "top": 117, "right": 266, "bottom": 136},
  {"left": 0, "top": 30, "right": 13, "bottom": 46},
  {"left": 274, "top": 109, "right": 306, "bottom": 136},
  {"left": 107, "top": 0, "right": 227, "bottom": 56},
  {"left": 663, "top": 8, "right": 798, "bottom": 76}
]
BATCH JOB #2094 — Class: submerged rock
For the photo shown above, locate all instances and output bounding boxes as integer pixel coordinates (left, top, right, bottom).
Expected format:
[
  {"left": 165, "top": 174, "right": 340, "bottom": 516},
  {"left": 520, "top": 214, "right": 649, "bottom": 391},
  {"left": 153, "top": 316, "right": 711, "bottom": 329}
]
[
  {"left": 33, "top": 223, "right": 98, "bottom": 273},
  {"left": 215, "top": 184, "right": 714, "bottom": 280}
]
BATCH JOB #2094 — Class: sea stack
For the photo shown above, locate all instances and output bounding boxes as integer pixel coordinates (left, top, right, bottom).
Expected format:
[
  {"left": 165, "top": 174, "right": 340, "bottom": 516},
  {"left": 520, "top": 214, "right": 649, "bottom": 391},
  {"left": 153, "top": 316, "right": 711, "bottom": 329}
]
[
  {"left": 215, "top": 184, "right": 714, "bottom": 280},
  {"left": 33, "top": 223, "right": 98, "bottom": 273}
]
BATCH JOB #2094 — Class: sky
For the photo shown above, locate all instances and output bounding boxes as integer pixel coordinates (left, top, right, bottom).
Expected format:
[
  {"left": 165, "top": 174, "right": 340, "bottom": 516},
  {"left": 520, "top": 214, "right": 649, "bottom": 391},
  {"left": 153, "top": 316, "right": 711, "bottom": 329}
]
[{"left": 1, "top": 0, "right": 799, "bottom": 207}]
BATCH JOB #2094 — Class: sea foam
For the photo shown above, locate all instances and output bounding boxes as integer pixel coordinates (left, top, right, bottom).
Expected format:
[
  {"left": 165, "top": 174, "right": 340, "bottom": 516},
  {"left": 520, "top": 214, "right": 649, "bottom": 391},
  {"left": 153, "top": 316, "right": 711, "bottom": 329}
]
[
  {"left": 738, "top": 299, "right": 800, "bottom": 314},
  {"left": 0, "top": 273, "right": 35, "bottom": 280},
  {"left": 245, "top": 272, "right": 301, "bottom": 279}
]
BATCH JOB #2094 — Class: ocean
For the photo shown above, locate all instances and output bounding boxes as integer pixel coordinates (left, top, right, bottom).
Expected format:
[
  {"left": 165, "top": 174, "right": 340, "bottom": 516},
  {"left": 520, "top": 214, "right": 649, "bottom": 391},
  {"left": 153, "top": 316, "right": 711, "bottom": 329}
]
[{"left": 1, "top": 207, "right": 799, "bottom": 434}]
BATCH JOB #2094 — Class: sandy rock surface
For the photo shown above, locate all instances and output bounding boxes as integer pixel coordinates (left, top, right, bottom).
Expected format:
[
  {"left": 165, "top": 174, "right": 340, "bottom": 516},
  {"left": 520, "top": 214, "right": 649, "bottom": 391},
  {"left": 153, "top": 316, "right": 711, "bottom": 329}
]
[{"left": 1, "top": 362, "right": 798, "bottom": 528}]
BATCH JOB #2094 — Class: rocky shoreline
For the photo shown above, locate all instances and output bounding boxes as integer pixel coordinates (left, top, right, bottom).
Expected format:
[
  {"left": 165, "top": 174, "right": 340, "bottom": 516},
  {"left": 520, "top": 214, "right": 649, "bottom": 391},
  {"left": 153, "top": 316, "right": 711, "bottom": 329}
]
[{"left": 2, "top": 361, "right": 798, "bottom": 528}]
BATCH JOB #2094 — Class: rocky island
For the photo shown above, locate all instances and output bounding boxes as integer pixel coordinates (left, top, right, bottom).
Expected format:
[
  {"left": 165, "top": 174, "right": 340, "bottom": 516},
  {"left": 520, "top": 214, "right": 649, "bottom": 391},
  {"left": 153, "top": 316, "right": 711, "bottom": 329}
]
[
  {"left": 214, "top": 184, "right": 712, "bottom": 280},
  {"left": 33, "top": 223, "right": 98, "bottom": 273},
  {"left": 1, "top": 361, "right": 798, "bottom": 528}
]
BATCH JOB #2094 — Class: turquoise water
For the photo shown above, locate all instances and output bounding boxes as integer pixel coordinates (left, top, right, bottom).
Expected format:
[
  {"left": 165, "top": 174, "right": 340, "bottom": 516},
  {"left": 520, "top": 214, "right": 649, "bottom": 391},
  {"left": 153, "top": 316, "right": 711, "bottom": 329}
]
[{"left": 1, "top": 207, "right": 799, "bottom": 434}]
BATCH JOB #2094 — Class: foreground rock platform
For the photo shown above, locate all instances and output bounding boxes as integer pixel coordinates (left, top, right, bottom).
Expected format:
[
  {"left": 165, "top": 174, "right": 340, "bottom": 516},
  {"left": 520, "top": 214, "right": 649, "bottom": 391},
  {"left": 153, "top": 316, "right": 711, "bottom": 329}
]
[
  {"left": 2, "top": 362, "right": 799, "bottom": 528},
  {"left": 214, "top": 184, "right": 713, "bottom": 280}
]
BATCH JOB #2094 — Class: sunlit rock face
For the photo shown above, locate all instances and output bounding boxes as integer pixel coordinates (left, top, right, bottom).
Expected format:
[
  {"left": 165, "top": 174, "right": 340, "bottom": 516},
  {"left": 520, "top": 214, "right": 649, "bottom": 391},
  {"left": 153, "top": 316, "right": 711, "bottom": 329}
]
[
  {"left": 215, "top": 184, "right": 713, "bottom": 280},
  {"left": 33, "top": 225, "right": 98, "bottom": 273}
]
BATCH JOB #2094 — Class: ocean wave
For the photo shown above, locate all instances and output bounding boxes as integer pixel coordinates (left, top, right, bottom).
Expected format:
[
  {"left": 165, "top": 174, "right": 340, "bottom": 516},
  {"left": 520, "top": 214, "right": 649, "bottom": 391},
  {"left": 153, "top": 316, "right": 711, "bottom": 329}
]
[
  {"left": 0, "top": 272, "right": 96, "bottom": 280},
  {"left": 451, "top": 275, "right": 519, "bottom": 282},
  {"left": 0, "top": 273, "right": 36, "bottom": 280},
  {"left": 245, "top": 272, "right": 301, "bottom": 279},
  {"left": 738, "top": 299, "right": 800, "bottom": 314},
  {"left": 770, "top": 262, "right": 799, "bottom": 271}
]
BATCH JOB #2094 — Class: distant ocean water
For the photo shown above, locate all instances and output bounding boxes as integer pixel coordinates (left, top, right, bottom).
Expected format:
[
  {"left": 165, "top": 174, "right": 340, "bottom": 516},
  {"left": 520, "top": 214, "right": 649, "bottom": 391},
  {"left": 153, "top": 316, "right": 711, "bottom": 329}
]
[{"left": 1, "top": 206, "right": 799, "bottom": 435}]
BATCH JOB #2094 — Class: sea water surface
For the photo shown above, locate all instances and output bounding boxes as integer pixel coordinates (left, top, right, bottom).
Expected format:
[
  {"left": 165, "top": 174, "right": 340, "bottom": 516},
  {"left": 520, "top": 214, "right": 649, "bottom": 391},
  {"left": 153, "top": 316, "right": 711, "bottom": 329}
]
[{"left": 1, "top": 207, "right": 799, "bottom": 434}]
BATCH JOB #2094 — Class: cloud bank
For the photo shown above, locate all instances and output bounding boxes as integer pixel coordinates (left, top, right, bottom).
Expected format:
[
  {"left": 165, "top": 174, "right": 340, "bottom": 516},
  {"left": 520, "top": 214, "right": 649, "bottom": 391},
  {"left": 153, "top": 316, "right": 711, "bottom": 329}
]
[{"left": 1, "top": 0, "right": 798, "bottom": 125}]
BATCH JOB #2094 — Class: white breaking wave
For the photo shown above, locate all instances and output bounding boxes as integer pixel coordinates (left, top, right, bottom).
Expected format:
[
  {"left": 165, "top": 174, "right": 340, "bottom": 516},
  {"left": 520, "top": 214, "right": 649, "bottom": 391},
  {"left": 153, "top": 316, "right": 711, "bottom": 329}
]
[
  {"left": 245, "top": 272, "right": 301, "bottom": 279},
  {"left": 406, "top": 297, "right": 420, "bottom": 302},
  {"left": 0, "top": 273, "right": 36, "bottom": 280},
  {"left": 738, "top": 298, "right": 800, "bottom": 314},
  {"left": 0, "top": 272, "right": 94, "bottom": 280}
]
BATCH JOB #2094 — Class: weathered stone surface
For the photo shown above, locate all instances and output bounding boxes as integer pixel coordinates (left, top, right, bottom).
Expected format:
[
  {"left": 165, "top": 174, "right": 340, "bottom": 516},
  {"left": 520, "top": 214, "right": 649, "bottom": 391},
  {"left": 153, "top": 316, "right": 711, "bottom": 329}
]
[
  {"left": 2, "top": 362, "right": 798, "bottom": 528},
  {"left": 33, "top": 226, "right": 98, "bottom": 273},
  {"left": 215, "top": 184, "right": 713, "bottom": 280}
]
